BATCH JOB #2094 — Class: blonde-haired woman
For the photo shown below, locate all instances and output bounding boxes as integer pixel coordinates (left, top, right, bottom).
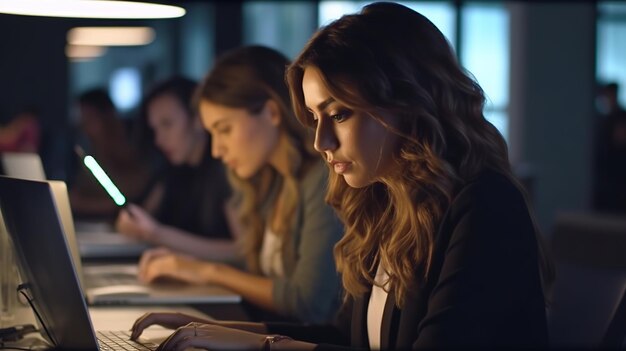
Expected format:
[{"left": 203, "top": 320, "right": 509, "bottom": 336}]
[
  {"left": 132, "top": 3, "right": 553, "bottom": 350},
  {"left": 135, "top": 45, "right": 343, "bottom": 324}
]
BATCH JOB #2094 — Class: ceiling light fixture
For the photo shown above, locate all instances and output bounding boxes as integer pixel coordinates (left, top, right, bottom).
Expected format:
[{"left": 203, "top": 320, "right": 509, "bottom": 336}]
[
  {"left": 0, "top": 0, "right": 185, "bottom": 19},
  {"left": 67, "top": 27, "right": 155, "bottom": 46},
  {"left": 65, "top": 45, "right": 107, "bottom": 60}
]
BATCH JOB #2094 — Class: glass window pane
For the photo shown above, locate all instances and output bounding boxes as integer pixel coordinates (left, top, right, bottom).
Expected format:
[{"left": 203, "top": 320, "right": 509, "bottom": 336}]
[
  {"left": 243, "top": 1, "right": 316, "bottom": 59},
  {"left": 485, "top": 110, "right": 508, "bottom": 142},
  {"left": 109, "top": 67, "right": 141, "bottom": 113},
  {"left": 597, "top": 10, "right": 626, "bottom": 107},
  {"left": 461, "top": 3, "right": 509, "bottom": 141},
  {"left": 319, "top": 1, "right": 455, "bottom": 47},
  {"left": 318, "top": 1, "right": 362, "bottom": 26},
  {"left": 461, "top": 3, "right": 509, "bottom": 109}
]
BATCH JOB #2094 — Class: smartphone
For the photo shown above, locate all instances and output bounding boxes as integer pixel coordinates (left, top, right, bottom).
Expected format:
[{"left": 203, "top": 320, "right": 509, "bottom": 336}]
[{"left": 75, "top": 145, "right": 127, "bottom": 207}]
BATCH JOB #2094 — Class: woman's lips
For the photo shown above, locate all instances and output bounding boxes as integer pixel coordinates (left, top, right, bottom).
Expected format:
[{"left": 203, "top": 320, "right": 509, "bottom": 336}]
[{"left": 331, "top": 161, "right": 351, "bottom": 174}]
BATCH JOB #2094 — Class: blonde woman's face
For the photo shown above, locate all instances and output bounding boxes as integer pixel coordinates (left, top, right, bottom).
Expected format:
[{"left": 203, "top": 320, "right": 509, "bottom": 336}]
[
  {"left": 200, "top": 100, "right": 280, "bottom": 179},
  {"left": 302, "top": 66, "right": 399, "bottom": 188}
]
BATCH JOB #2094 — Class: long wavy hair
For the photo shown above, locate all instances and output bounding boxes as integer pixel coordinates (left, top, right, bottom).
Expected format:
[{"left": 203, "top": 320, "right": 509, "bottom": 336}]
[
  {"left": 287, "top": 2, "right": 553, "bottom": 306},
  {"left": 196, "top": 46, "right": 317, "bottom": 273}
]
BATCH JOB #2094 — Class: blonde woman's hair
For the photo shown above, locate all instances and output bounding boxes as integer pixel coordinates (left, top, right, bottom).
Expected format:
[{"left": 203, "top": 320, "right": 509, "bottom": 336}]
[
  {"left": 196, "top": 45, "right": 317, "bottom": 273},
  {"left": 287, "top": 2, "right": 553, "bottom": 307}
]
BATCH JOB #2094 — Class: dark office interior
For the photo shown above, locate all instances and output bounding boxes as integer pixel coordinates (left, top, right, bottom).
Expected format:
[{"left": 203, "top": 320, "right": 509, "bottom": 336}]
[{"left": 1, "top": 1, "right": 626, "bottom": 348}]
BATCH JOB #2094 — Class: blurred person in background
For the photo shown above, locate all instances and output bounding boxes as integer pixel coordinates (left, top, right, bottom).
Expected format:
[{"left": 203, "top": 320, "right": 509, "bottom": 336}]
[
  {"left": 115, "top": 77, "right": 235, "bottom": 261},
  {"left": 0, "top": 107, "right": 41, "bottom": 153},
  {"left": 69, "top": 88, "right": 152, "bottom": 220}
]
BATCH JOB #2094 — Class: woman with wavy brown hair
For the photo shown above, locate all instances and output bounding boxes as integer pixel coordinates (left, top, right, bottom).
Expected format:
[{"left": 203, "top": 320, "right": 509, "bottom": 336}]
[{"left": 131, "top": 3, "right": 553, "bottom": 350}]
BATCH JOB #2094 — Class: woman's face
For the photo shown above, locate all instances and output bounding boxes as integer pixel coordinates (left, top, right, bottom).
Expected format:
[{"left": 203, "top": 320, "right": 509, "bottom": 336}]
[
  {"left": 200, "top": 100, "right": 280, "bottom": 179},
  {"left": 147, "top": 94, "right": 203, "bottom": 165},
  {"left": 78, "top": 103, "right": 106, "bottom": 140},
  {"left": 302, "top": 66, "right": 399, "bottom": 188}
]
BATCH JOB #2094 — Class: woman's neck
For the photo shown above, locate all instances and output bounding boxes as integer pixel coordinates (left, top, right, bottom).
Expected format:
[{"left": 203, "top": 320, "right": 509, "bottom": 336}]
[{"left": 268, "top": 133, "right": 293, "bottom": 178}]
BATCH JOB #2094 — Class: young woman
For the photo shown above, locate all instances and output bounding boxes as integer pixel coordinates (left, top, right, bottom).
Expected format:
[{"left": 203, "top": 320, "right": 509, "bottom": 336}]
[
  {"left": 130, "top": 46, "right": 343, "bottom": 324},
  {"left": 114, "top": 77, "right": 235, "bottom": 261},
  {"left": 130, "top": 3, "right": 553, "bottom": 349}
]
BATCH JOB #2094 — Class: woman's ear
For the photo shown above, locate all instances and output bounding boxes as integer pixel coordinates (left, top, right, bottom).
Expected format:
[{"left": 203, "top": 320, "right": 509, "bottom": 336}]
[{"left": 262, "top": 99, "right": 281, "bottom": 127}]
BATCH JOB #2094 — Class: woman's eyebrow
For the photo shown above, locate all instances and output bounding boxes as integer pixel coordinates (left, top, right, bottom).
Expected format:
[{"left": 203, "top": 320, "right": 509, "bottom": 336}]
[
  {"left": 209, "top": 118, "right": 228, "bottom": 131},
  {"left": 307, "top": 97, "right": 335, "bottom": 114}
]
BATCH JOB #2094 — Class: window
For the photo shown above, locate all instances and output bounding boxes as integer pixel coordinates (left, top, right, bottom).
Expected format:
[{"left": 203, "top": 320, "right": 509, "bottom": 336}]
[
  {"left": 597, "top": 2, "right": 626, "bottom": 107},
  {"left": 461, "top": 3, "right": 509, "bottom": 139},
  {"left": 243, "top": 1, "right": 317, "bottom": 59},
  {"left": 109, "top": 67, "right": 141, "bottom": 113}
]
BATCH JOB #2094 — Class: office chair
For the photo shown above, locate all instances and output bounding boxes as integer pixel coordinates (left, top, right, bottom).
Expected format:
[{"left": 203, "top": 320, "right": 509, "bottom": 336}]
[
  {"left": 602, "top": 286, "right": 626, "bottom": 348},
  {"left": 547, "top": 212, "right": 626, "bottom": 348}
]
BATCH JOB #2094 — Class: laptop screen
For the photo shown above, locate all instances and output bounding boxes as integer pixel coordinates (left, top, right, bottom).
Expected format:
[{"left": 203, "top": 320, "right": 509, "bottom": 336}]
[
  {"left": 0, "top": 176, "right": 99, "bottom": 349},
  {"left": 0, "top": 152, "right": 46, "bottom": 181}
]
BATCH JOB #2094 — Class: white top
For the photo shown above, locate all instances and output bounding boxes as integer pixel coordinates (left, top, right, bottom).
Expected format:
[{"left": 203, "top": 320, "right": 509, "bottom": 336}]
[
  {"left": 259, "top": 227, "right": 284, "bottom": 278},
  {"left": 367, "top": 264, "right": 390, "bottom": 349}
]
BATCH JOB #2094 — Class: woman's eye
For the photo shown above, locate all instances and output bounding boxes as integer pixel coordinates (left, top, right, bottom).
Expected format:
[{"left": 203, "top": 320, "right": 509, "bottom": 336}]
[
  {"left": 217, "top": 126, "right": 231, "bottom": 134},
  {"left": 330, "top": 111, "right": 350, "bottom": 122}
]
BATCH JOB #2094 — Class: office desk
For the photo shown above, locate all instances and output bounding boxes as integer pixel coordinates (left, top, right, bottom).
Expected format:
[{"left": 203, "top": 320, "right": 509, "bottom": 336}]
[{"left": 74, "top": 221, "right": 250, "bottom": 321}]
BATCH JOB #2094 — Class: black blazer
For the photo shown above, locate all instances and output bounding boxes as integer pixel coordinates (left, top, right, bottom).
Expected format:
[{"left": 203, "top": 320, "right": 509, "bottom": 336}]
[{"left": 267, "top": 170, "right": 549, "bottom": 349}]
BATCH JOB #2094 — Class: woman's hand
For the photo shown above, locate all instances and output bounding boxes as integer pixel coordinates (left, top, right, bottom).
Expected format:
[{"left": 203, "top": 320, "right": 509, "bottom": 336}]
[
  {"left": 156, "top": 322, "right": 266, "bottom": 351},
  {"left": 138, "top": 247, "right": 220, "bottom": 284},
  {"left": 130, "top": 312, "right": 215, "bottom": 341},
  {"left": 115, "top": 204, "right": 160, "bottom": 243}
]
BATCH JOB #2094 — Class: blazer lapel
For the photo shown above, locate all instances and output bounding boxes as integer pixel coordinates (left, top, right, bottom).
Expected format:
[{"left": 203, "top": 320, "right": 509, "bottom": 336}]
[
  {"left": 381, "top": 289, "right": 400, "bottom": 349},
  {"left": 352, "top": 291, "right": 371, "bottom": 348}
]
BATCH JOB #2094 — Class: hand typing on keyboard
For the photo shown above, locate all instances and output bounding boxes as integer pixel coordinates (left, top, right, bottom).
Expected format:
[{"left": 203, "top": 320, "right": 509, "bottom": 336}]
[{"left": 98, "top": 331, "right": 159, "bottom": 351}]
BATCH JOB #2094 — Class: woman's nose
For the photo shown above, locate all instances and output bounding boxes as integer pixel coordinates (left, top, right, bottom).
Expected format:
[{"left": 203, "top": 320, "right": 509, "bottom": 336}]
[{"left": 314, "top": 119, "right": 338, "bottom": 153}]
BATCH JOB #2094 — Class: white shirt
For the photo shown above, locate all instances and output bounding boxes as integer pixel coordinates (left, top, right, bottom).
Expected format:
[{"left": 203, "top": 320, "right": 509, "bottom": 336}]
[
  {"left": 367, "top": 264, "right": 390, "bottom": 349},
  {"left": 259, "top": 227, "right": 284, "bottom": 278}
]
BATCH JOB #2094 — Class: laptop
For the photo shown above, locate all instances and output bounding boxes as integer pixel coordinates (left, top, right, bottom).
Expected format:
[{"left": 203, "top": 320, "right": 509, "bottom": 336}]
[
  {"left": 0, "top": 176, "right": 241, "bottom": 306},
  {"left": 0, "top": 184, "right": 216, "bottom": 350},
  {"left": 0, "top": 178, "right": 160, "bottom": 350},
  {"left": 0, "top": 152, "right": 46, "bottom": 181}
]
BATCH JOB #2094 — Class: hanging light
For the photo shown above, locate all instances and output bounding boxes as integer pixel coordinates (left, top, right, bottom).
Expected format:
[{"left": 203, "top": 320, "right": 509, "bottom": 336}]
[
  {"left": 67, "top": 27, "right": 155, "bottom": 46},
  {"left": 0, "top": 0, "right": 185, "bottom": 19},
  {"left": 65, "top": 45, "right": 107, "bottom": 61}
]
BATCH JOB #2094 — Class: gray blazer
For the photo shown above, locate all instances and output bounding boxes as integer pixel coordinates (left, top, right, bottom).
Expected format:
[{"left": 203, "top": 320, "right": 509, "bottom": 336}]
[{"left": 270, "top": 159, "right": 344, "bottom": 323}]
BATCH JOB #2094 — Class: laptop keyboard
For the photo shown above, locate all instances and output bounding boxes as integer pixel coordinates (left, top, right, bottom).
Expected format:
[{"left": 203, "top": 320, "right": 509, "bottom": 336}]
[
  {"left": 97, "top": 331, "right": 158, "bottom": 351},
  {"left": 90, "top": 273, "right": 138, "bottom": 287}
]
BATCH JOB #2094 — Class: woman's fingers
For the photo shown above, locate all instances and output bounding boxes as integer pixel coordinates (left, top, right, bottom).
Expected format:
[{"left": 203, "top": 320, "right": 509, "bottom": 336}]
[
  {"left": 130, "top": 313, "right": 198, "bottom": 341},
  {"left": 156, "top": 322, "right": 198, "bottom": 351},
  {"left": 156, "top": 323, "right": 267, "bottom": 351}
]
